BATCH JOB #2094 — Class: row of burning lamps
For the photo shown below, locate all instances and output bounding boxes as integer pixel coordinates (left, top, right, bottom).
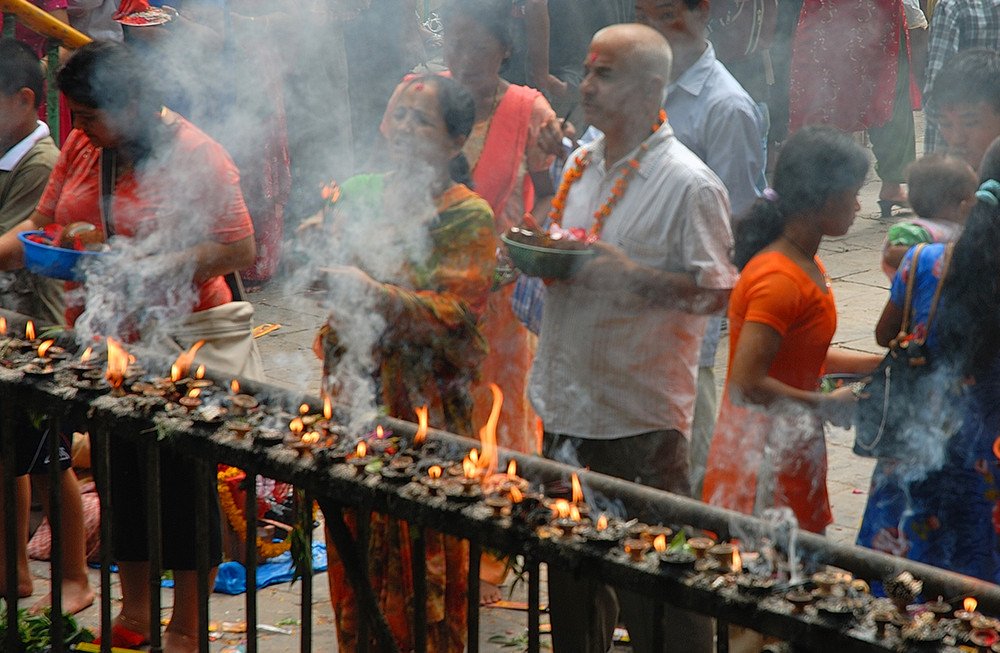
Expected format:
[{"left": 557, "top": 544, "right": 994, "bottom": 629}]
[{"left": 11, "top": 318, "right": 1000, "bottom": 643}]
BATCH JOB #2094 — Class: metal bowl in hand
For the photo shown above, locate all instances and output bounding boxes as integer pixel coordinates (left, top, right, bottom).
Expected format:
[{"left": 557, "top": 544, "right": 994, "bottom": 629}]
[{"left": 500, "top": 227, "right": 595, "bottom": 280}]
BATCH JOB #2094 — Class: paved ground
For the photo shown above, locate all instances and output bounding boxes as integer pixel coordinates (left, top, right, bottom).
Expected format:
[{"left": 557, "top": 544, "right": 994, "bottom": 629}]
[{"left": 22, "top": 122, "right": 920, "bottom": 651}]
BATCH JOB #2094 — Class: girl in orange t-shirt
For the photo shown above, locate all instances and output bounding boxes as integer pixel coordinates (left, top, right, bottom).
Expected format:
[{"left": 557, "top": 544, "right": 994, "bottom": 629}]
[{"left": 702, "top": 126, "right": 882, "bottom": 534}]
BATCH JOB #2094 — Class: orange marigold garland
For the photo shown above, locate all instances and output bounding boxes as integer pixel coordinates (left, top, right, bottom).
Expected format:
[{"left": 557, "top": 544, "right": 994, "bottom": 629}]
[
  {"left": 217, "top": 466, "right": 316, "bottom": 560},
  {"left": 548, "top": 109, "right": 666, "bottom": 239}
]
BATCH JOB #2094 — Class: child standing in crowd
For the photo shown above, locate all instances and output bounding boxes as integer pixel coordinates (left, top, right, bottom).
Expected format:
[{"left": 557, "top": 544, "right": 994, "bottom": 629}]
[{"left": 881, "top": 153, "right": 978, "bottom": 277}]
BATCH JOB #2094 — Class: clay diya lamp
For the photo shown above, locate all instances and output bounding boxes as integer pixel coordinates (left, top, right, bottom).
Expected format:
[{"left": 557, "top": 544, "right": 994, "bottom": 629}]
[
  {"left": 623, "top": 538, "right": 650, "bottom": 563},
  {"left": 378, "top": 455, "right": 413, "bottom": 485},
  {"left": 178, "top": 394, "right": 203, "bottom": 413},
  {"left": 22, "top": 361, "right": 55, "bottom": 378},
  {"left": 956, "top": 598, "right": 979, "bottom": 631},
  {"left": 872, "top": 610, "right": 894, "bottom": 638},
  {"left": 708, "top": 542, "right": 740, "bottom": 574},
  {"left": 226, "top": 393, "right": 259, "bottom": 416},
  {"left": 484, "top": 495, "right": 511, "bottom": 518},
  {"left": 253, "top": 429, "right": 285, "bottom": 448},
  {"left": 924, "top": 597, "right": 952, "bottom": 622},
  {"left": 970, "top": 627, "right": 1000, "bottom": 651},
  {"left": 811, "top": 570, "right": 845, "bottom": 597},
  {"left": 578, "top": 514, "right": 622, "bottom": 549},
  {"left": 226, "top": 421, "right": 254, "bottom": 439},
  {"left": 785, "top": 589, "right": 813, "bottom": 615},
  {"left": 349, "top": 441, "right": 371, "bottom": 475},
  {"left": 734, "top": 575, "right": 774, "bottom": 596},
  {"left": 686, "top": 537, "right": 715, "bottom": 560}
]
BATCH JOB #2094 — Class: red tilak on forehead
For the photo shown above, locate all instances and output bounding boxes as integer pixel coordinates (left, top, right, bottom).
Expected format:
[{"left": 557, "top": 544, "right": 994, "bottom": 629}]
[
  {"left": 588, "top": 52, "right": 599, "bottom": 64},
  {"left": 415, "top": 83, "right": 425, "bottom": 91}
]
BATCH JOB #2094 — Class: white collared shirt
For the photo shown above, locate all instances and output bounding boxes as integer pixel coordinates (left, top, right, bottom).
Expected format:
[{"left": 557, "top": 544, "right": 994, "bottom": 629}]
[
  {"left": 0, "top": 122, "right": 51, "bottom": 173},
  {"left": 528, "top": 124, "right": 737, "bottom": 440}
]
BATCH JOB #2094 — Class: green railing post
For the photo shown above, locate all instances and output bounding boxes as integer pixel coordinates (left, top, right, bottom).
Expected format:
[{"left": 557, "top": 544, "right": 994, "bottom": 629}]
[{"left": 47, "top": 41, "right": 60, "bottom": 145}]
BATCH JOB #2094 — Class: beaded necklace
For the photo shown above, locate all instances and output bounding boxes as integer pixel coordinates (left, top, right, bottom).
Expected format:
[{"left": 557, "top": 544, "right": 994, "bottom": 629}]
[{"left": 548, "top": 110, "right": 666, "bottom": 238}]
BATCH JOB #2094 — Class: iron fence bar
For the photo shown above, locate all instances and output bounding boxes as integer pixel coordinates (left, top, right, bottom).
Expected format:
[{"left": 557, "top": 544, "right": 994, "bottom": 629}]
[
  {"left": 318, "top": 500, "right": 400, "bottom": 653},
  {"left": 357, "top": 507, "right": 371, "bottom": 653},
  {"left": 2, "top": 403, "right": 20, "bottom": 653},
  {"left": 527, "top": 559, "right": 539, "bottom": 653},
  {"left": 717, "top": 618, "right": 729, "bottom": 653},
  {"left": 47, "top": 416, "right": 64, "bottom": 652},
  {"left": 300, "top": 490, "right": 313, "bottom": 653},
  {"left": 145, "top": 438, "right": 163, "bottom": 653},
  {"left": 467, "top": 540, "right": 480, "bottom": 653},
  {"left": 195, "top": 458, "right": 211, "bottom": 653},
  {"left": 243, "top": 466, "right": 258, "bottom": 653},
  {"left": 410, "top": 524, "right": 427, "bottom": 653},
  {"left": 92, "top": 425, "right": 112, "bottom": 653}
]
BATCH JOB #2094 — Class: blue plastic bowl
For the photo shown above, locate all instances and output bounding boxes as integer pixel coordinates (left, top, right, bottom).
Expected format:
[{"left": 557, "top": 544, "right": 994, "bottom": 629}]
[{"left": 18, "top": 231, "right": 107, "bottom": 282}]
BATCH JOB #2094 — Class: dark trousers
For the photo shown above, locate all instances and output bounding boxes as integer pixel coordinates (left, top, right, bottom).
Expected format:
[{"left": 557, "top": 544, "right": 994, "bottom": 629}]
[{"left": 542, "top": 431, "right": 713, "bottom": 653}]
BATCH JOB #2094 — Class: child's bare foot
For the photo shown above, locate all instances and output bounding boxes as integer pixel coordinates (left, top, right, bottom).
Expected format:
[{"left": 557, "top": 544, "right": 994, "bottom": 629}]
[
  {"left": 479, "top": 580, "right": 502, "bottom": 606},
  {"left": 28, "top": 578, "right": 95, "bottom": 615}
]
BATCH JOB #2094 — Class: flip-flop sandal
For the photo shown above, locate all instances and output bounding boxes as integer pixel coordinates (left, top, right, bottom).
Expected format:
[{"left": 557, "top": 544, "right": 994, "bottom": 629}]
[{"left": 93, "top": 623, "right": 149, "bottom": 649}]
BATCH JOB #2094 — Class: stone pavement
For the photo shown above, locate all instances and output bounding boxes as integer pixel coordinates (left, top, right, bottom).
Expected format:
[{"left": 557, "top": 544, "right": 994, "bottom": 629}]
[{"left": 23, "top": 127, "right": 914, "bottom": 651}]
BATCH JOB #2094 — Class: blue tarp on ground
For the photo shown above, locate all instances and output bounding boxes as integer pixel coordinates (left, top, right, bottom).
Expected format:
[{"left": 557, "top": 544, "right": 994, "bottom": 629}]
[{"left": 213, "top": 541, "right": 328, "bottom": 595}]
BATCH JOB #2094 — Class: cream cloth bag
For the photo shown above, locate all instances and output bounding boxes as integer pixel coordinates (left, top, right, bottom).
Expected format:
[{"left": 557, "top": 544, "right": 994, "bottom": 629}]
[{"left": 162, "top": 300, "right": 265, "bottom": 381}]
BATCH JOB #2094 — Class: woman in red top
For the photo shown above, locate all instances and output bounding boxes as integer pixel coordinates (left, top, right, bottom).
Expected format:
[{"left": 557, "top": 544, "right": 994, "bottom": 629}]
[
  {"left": 702, "top": 126, "right": 881, "bottom": 534},
  {"left": 0, "top": 41, "right": 256, "bottom": 653}
]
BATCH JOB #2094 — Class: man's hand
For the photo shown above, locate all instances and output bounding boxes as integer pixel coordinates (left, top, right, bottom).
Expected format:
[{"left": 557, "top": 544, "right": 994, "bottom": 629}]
[{"left": 569, "top": 241, "right": 635, "bottom": 293}]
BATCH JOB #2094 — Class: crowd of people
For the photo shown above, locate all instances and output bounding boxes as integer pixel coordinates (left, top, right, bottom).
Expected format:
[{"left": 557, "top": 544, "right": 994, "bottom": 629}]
[{"left": 4, "top": 0, "right": 1000, "bottom": 651}]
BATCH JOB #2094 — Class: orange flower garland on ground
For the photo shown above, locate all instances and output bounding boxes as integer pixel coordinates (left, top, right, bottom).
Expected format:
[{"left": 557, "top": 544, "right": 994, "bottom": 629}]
[
  {"left": 217, "top": 466, "right": 309, "bottom": 560},
  {"left": 548, "top": 110, "right": 666, "bottom": 238}
]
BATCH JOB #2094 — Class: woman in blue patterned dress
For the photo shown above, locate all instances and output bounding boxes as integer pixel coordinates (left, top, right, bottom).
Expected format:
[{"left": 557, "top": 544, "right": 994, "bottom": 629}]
[{"left": 856, "top": 144, "right": 1000, "bottom": 582}]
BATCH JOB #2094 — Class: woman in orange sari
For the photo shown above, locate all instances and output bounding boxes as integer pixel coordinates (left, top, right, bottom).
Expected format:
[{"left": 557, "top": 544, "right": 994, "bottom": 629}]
[{"left": 315, "top": 74, "right": 494, "bottom": 652}]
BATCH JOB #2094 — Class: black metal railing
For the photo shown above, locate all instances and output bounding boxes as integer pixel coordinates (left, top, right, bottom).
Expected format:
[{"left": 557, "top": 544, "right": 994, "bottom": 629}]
[{"left": 2, "top": 309, "right": 1000, "bottom": 653}]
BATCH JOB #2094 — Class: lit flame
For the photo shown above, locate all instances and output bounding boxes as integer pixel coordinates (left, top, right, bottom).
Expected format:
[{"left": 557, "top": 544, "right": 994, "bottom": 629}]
[
  {"left": 507, "top": 460, "right": 517, "bottom": 479},
  {"left": 231, "top": 379, "right": 240, "bottom": 393},
  {"left": 469, "top": 449, "right": 479, "bottom": 466},
  {"left": 476, "top": 383, "right": 501, "bottom": 478},
  {"left": 80, "top": 347, "right": 92, "bottom": 363},
  {"left": 428, "top": 465, "right": 442, "bottom": 479},
  {"left": 569, "top": 504, "right": 581, "bottom": 521},
  {"left": 414, "top": 405, "right": 428, "bottom": 446},
  {"left": 553, "top": 498, "right": 571, "bottom": 519},
  {"left": 37, "top": 339, "right": 54, "bottom": 357},
  {"left": 323, "top": 397, "right": 332, "bottom": 420},
  {"left": 462, "top": 455, "right": 477, "bottom": 479},
  {"left": 965, "top": 597, "right": 978, "bottom": 613},
  {"left": 289, "top": 417, "right": 304, "bottom": 433},
  {"left": 355, "top": 441, "right": 367, "bottom": 458},
  {"left": 299, "top": 403, "right": 309, "bottom": 415},
  {"left": 188, "top": 388, "right": 201, "bottom": 399},
  {"left": 195, "top": 364, "right": 205, "bottom": 379},
  {"left": 25, "top": 321, "right": 34, "bottom": 340},
  {"left": 302, "top": 432, "right": 320, "bottom": 444},
  {"left": 571, "top": 473, "right": 583, "bottom": 504},
  {"left": 105, "top": 337, "right": 129, "bottom": 388},
  {"left": 597, "top": 514, "right": 608, "bottom": 531},
  {"left": 732, "top": 549, "right": 742, "bottom": 571},
  {"left": 170, "top": 340, "right": 205, "bottom": 381},
  {"left": 653, "top": 534, "right": 667, "bottom": 552},
  {"left": 0, "top": 317, "right": 6, "bottom": 334},
  {"left": 510, "top": 486, "right": 523, "bottom": 503}
]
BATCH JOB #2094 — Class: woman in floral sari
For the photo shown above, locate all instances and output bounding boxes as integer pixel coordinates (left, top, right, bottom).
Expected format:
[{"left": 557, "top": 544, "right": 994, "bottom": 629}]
[{"left": 314, "top": 74, "right": 494, "bottom": 652}]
